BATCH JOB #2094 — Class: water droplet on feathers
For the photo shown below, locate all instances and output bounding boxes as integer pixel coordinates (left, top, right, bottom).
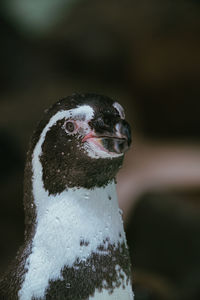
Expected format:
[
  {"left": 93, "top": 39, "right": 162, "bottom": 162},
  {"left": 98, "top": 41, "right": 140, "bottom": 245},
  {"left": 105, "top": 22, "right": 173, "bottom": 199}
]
[
  {"left": 102, "top": 267, "right": 107, "bottom": 272},
  {"left": 84, "top": 193, "right": 89, "bottom": 200},
  {"left": 85, "top": 260, "right": 90, "bottom": 267},
  {"left": 55, "top": 216, "right": 61, "bottom": 223},
  {"left": 66, "top": 283, "right": 71, "bottom": 288},
  {"left": 112, "top": 257, "right": 116, "bottom": 262},
  {"left": 82, "top": 257, "right": 87, "bottom": 263}
]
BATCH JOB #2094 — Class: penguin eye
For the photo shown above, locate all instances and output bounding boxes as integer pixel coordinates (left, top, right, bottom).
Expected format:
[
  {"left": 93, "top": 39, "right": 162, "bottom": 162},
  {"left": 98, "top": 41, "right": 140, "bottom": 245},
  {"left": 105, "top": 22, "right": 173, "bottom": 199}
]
[{"left": 65, "top": 121, "right": 76, "bottom": 133}]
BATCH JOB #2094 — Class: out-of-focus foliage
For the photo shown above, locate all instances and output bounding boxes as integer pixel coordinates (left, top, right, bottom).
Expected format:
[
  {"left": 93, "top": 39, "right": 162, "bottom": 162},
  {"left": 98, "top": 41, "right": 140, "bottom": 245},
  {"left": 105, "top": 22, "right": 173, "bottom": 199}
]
[{"left": 1, "top": 0, "right": 80, "bottom": 35}]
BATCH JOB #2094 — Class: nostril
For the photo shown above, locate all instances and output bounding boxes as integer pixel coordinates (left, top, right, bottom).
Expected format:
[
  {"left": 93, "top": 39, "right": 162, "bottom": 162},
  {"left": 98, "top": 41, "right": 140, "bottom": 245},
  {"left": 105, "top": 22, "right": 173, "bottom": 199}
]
[
  {"left": 113, "top": 138, "right": 129, "bottom": 154},
  {"left": 117, "top": 120, "right": 132, "bottom": 146}
]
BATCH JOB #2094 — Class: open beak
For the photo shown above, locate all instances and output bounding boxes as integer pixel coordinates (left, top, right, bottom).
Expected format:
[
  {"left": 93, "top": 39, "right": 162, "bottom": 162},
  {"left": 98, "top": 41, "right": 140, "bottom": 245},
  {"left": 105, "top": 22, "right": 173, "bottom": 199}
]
[{"left": 82, "top": 120, "right": 131, "bottom": 155}]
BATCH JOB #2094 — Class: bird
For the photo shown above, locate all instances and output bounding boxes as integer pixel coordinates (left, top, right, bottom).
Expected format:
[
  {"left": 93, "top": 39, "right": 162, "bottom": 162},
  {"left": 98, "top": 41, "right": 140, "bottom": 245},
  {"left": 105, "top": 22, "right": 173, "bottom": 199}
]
[{"left": 0, "top": 93, "right": 133, "bottom": 300}]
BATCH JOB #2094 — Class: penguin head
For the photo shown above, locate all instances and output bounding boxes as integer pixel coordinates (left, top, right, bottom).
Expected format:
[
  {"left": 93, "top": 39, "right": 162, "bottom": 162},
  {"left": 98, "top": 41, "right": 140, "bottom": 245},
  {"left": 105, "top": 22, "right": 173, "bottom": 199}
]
[{"left": 31, "top": 94, "right": 131, "bottom": 194}]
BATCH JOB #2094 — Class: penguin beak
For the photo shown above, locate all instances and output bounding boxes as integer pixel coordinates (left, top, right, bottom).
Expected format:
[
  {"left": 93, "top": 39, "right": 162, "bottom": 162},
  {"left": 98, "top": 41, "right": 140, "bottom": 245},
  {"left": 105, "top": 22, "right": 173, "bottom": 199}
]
[{"left": 82, "top": 120, "right": 131, "bottom": 155}]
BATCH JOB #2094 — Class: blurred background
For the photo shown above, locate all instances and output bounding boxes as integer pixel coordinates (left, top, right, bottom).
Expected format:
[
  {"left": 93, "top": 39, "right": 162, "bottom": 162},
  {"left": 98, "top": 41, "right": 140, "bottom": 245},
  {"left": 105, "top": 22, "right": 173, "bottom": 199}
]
[{"left": 0, "top": 0, "right": 200, "bottom": 299}]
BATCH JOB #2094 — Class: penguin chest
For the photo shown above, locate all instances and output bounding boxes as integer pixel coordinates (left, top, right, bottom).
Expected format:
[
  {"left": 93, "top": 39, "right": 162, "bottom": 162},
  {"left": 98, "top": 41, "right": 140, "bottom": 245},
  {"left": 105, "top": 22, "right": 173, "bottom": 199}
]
[
  {"left": 21, "top": 239, "right": 133, "bottom": 300},
  {"left": 39, "top": 239, "right": 133, "bottom": 300},
  {"left": 19, "top": 185, "right": 133, "bottom": 300}
]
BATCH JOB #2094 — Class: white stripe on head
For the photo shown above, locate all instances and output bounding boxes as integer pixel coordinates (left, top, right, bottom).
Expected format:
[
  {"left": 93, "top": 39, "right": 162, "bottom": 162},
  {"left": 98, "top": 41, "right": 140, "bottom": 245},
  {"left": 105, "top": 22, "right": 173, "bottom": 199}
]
[{"left": 32, "top": 105, "right": 94, "bottom": 218}]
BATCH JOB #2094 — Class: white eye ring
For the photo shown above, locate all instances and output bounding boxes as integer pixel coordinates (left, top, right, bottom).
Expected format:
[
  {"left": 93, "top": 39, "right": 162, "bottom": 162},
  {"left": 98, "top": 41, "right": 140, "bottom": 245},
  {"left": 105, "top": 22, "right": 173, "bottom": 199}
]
[{"left": 64, "top": 120, "right": 77, "bottom": 133}]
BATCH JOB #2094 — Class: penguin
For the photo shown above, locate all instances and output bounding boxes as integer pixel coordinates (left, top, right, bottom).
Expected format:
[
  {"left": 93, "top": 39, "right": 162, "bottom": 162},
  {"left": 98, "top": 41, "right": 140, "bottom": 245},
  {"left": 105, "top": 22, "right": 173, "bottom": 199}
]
[{"left": 0, "top": 93, "right": 133, "bottom": 300}]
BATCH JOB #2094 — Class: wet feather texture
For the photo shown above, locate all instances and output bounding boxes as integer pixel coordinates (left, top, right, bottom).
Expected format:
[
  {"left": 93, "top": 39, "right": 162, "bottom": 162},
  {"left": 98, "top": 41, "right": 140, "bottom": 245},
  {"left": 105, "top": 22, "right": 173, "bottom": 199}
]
[{"left": 0, "top": 93, "right": 133, "bottom": 300}]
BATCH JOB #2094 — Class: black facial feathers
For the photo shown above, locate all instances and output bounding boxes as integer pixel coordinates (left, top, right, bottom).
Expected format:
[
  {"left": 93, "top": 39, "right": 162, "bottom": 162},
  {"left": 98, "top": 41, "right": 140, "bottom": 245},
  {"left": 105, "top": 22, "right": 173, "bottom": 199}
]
[
  {"left": 40, "top": 118, "right": 124, "bottom": 194},
  {"left": 33, "top": 93, "right": 127, "bottom": 194}
]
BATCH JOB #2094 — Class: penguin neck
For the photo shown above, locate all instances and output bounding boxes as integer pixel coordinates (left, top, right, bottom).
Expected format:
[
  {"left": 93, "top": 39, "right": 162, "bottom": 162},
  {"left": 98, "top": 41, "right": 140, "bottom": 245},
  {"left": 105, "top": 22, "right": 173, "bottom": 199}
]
[
  {"left": 28, "top": 136, "right": 127, "bottom": 257},
  {"left": 31, "top": 140, "right": 121, "bottom": 226},
  {"left": 24, "top": 121, "right": 127, "bottom": 260},
  {"left": 32, "top": 180, "right": 124, "bottom": 247},
  {"left": 29, "top": 123, "right": 123, "bottom": 234},
  {"left": 35, "top": 181, "right": 119, "bottom": 222}
]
